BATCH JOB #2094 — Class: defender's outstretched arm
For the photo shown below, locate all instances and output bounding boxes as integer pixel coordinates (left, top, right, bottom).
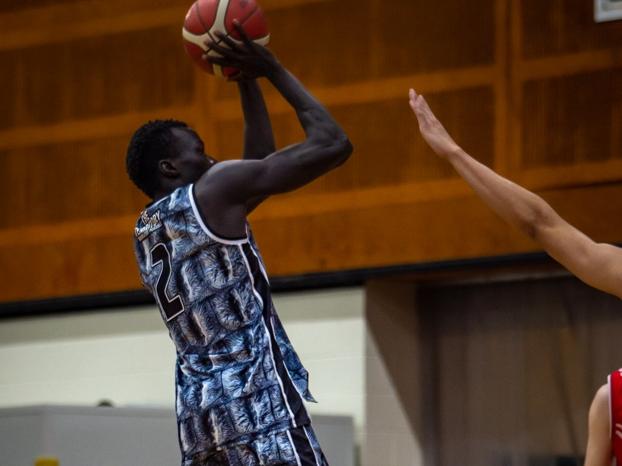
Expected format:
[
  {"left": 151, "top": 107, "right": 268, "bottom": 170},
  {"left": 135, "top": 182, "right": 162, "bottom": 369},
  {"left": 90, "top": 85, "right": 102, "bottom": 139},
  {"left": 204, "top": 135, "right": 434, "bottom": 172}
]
[{"left": 409, "top": 89, "right": 622, "bottom": 299}]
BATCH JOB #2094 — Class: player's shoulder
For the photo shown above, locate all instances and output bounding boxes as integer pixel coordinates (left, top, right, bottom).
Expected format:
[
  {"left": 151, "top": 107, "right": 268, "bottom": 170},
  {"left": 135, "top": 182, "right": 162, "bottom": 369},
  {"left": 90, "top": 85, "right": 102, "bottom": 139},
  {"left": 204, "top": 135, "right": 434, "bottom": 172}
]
[
  {"left": 193, "top": 160, "right": 257, "bottom": 209},
  {"left": 197, "top": 160, "right": 263, "bottom": 186}
]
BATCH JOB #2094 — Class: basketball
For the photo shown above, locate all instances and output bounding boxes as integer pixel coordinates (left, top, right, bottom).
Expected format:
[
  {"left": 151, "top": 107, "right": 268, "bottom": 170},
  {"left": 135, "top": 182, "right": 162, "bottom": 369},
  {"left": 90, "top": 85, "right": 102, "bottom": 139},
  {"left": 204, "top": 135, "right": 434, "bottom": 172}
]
[{"left": 182, "top": 0, "right": 270, "bottom": 78}]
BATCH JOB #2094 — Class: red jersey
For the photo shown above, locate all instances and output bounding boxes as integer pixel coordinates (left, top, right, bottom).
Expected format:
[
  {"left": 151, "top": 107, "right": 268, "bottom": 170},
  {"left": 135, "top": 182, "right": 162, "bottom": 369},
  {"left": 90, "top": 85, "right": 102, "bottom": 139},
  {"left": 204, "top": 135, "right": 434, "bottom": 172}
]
[{"left": 610, "top": 369, "right": 622, "bottom": 465}]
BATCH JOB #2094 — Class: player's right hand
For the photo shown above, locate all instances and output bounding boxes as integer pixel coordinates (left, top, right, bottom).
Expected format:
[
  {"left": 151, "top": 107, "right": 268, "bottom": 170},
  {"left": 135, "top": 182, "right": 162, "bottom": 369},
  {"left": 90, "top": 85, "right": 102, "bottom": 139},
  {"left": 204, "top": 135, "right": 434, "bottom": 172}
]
[
  {"left": 409, "top": 89, "right": 461, "bottom": 159},
  {"left": 205, "top": 21, "right": 281, "bottom": 80}
]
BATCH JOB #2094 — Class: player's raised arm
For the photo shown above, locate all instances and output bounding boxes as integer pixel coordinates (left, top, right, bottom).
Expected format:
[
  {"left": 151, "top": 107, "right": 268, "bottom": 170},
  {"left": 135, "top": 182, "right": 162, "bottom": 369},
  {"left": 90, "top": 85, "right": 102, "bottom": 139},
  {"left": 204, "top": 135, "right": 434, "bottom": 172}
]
[
  {"left": 408, "top": 89, "right": 622, "bottom": 299},
  {"left": 233, "top": 78, "right": 276, "bottom": 213},
  {"left": 193, "top": 23, "right": 352, "bottom": 238},
  {"left": 208, "top": 22, "right": 352, "bottom": 169},
  {"left": 237, "top": 78, "right": 276, "bottom": 160}
]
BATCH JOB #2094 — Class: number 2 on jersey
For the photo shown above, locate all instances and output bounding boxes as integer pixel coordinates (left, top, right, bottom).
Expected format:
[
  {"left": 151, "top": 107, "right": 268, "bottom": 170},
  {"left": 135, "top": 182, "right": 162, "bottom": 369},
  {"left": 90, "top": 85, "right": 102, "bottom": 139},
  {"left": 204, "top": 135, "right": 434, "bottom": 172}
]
[{"left": 150, "top": 243, "right": 185, "bottom": 321}]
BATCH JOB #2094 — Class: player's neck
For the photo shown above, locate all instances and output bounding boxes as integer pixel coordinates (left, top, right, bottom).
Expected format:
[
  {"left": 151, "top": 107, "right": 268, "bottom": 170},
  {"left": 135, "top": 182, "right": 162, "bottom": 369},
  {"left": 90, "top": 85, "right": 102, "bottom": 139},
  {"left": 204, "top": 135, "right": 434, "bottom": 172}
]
[
  {"left": 153, "top": 180, "right": 188, "bottom": 202},
  {"left": 152, "top": 187, "right": 175, "bottom": 203}
]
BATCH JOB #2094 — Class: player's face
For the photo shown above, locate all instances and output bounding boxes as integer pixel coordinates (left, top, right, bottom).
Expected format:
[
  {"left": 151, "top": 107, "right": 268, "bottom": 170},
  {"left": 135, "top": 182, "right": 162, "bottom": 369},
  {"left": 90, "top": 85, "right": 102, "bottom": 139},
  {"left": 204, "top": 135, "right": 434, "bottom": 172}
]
[{"left": 170, "top": 127, "right": 217, "bottom": 183}]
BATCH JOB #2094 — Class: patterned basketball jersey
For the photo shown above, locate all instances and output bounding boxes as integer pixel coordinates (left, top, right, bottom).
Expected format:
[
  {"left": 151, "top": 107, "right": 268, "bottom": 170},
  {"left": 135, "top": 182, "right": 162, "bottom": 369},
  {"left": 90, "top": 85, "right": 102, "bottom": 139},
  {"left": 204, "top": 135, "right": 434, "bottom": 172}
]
[
  {"left": 610, "top": 369, "right": 622, "bottom": 465},
  {"left": 133, "top": 184, "right": 314, "bottom": 462}
]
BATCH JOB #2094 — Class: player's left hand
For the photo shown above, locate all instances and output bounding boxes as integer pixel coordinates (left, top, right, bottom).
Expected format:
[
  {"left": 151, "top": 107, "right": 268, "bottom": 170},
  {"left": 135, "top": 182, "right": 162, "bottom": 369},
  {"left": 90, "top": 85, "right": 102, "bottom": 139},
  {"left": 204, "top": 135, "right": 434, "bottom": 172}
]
[
  {"left": 409, "top": 89, "right": 461, "bottom": 158},
  {"left": 204, "top": 21, "right": 280, "bottom": 81}
]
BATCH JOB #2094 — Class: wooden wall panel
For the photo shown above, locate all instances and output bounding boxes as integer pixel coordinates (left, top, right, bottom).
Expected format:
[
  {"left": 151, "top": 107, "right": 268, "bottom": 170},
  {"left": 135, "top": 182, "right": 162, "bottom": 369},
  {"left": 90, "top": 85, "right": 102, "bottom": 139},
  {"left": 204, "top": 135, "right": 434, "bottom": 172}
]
[
  {"left": 0, "top": 234, "right": 138, "bottom": 303},
  {"left": 212, "top": 0, "right": 374, "bottom": 101},
  {"left": 267, "top": 0, "right": 373, "bottom": 87},
  {"left": 0, "top": 26, "right": 193, "bottom": 128},
  {"left": 213, "top": 0, "right": 495, "bottom": 98},
  {"left": 250, "top": 183, "right": 622, "bottom": 276},
  {"left": 0, "top": 0, "right": 621, "bottom": 303},
  {"left": 522, "top": 69, "right": 622, "bottom": 169},
  {"left": 0, "top": 0, "right": 188, "bottom": 27},
  {"left": 0, "top": 136, "right": 145, "bottom": 228},
  {"left": 0, "top": 0, "right": 81, "bottom": 13},
  {"left": 522, "top": 0, "right": 622, "bottom": 59},
  {"left": 372, "top": 0, "right": 495, "bottom": 75},
  {"left": 5, "top": 182, "right": 622, "bottom": 303}
]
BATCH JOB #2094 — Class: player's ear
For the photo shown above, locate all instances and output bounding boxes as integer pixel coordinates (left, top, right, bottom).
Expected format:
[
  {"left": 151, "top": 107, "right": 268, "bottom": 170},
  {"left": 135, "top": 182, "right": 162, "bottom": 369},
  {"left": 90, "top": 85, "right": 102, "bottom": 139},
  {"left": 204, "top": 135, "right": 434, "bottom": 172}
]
[{"left": 159, "top": 159, "right": 179, "bottom": 179}]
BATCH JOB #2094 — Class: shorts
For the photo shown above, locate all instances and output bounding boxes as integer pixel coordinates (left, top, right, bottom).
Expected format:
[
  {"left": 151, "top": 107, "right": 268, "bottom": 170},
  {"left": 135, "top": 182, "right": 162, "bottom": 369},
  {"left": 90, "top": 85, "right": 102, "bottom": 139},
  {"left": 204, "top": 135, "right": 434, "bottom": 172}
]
[{"left": 182, "top": 424, "right": 329, "bottom": 466}]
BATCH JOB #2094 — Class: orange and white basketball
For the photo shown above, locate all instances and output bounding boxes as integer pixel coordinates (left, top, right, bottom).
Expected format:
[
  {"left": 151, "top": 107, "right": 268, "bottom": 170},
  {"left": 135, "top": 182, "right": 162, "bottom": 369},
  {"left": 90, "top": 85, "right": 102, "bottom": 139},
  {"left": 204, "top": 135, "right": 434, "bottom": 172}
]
[{"left": 182, "top": 0, "right": 270, "bottom": 78}]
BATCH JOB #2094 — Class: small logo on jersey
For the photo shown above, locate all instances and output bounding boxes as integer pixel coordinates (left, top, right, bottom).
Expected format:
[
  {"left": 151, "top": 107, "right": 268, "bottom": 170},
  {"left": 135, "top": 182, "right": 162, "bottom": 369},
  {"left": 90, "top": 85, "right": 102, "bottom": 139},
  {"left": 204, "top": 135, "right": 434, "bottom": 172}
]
[{"left": 135, "top": 211, "right": 162, "bottom": 240}]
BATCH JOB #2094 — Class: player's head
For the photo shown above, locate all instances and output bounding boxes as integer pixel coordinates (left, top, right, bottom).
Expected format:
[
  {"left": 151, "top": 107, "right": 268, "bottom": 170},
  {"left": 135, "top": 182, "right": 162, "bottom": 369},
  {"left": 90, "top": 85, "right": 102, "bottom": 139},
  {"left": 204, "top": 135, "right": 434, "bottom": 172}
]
[{"left": 126, "top": 119, "right": 217, "bottom": 199}]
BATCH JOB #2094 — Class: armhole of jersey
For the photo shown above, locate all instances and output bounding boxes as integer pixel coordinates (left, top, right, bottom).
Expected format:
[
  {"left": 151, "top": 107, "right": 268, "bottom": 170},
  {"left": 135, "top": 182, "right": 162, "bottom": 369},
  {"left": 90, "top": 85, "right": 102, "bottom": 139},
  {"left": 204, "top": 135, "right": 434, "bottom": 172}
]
[
  {"left": 188, "top": 184, "right": 249, "bottom": 246},
  {"left": 609, "top": 373, "right": 614, "bottom": 440}
]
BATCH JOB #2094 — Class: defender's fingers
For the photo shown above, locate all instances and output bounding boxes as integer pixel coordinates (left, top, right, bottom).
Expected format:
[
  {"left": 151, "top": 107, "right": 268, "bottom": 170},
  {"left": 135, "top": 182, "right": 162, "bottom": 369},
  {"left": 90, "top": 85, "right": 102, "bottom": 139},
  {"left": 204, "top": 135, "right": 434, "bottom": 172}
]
[
  {"left": 413, "top": 96, "right": 427, "bottom": 115},
  {"left": 408, "top": 90, "right": 419, "bottom": 112},
  {"left": 417, "top": 96, "right": 434, "bottom": 118}
]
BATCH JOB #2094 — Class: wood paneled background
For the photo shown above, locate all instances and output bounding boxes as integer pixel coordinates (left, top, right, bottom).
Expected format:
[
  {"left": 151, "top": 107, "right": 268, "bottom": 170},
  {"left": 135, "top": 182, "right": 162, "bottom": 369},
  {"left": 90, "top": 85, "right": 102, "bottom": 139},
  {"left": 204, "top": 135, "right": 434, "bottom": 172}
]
[{"left": 0, "top": 0, "right": 621, "bottom": 303}]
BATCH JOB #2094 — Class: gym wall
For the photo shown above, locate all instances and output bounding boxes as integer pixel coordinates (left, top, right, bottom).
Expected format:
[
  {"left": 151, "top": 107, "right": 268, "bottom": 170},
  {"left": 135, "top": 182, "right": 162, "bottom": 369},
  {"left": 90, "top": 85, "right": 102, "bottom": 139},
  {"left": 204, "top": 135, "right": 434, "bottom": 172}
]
[{"left": 0, "top": 0, "right": 621, "bottom": 304}]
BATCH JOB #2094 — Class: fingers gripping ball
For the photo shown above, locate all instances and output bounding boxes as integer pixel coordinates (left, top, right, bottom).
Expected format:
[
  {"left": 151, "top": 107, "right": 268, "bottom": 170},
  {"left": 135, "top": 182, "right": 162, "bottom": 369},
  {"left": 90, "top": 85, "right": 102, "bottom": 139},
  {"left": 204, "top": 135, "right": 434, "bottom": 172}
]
[{"left": 182, "top": 0, "right": 270, "bottom": 78}]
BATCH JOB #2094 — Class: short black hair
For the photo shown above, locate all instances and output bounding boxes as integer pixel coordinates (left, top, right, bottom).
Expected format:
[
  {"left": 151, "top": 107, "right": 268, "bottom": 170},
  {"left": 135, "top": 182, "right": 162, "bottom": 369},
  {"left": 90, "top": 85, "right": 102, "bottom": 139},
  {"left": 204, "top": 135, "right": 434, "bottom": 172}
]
[{"left": 126, "top": 119, "right": 189, "bottom": 198}]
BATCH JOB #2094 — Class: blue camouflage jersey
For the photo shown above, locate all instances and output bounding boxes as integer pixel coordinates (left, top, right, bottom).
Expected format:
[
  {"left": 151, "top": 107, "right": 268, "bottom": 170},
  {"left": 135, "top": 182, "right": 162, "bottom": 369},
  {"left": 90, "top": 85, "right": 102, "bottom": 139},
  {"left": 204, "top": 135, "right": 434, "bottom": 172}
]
[{"left": 133, "top": 184, "right": 316, "bottom": 464}]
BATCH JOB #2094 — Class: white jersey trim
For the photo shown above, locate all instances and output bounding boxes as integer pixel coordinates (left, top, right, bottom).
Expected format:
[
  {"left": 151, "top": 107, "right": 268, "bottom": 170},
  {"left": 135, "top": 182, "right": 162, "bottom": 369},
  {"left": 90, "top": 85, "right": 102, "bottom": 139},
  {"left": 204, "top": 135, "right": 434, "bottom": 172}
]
[
  {"left": 249, "top": 240, "right": 270, "bottom": 284},
  {"left": 303, "top": 425, "right": 321, "bottom": 466},
  {"left": 188, "top": 185, "right": 249, "bottom": 245}
]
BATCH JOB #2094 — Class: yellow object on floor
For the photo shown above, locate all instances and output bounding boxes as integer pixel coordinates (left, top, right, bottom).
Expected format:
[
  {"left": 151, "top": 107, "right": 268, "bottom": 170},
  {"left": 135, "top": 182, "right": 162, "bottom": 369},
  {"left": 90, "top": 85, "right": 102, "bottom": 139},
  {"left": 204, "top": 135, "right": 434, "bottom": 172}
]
[{"left": 34, "top": 457, "right": 59, "bottom": 466}]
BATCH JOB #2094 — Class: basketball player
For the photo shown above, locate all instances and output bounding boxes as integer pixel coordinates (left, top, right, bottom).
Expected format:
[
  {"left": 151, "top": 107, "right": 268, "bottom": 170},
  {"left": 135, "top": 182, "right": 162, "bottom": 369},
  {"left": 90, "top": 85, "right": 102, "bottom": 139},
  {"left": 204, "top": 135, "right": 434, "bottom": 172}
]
[
  {"left": 408, "top": 88, "right": 621, "bottom": 466},
  {"left": 126, "top": 23, "right": 351, "bottom": 466}
]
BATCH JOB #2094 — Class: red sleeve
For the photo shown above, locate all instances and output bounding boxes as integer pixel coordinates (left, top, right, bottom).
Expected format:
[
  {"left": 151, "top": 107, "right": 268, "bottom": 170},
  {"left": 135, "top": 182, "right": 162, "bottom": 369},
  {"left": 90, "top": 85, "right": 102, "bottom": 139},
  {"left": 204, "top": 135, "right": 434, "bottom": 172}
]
[{"left": 610, "top": 370, "right": 622, "bottom": 464}]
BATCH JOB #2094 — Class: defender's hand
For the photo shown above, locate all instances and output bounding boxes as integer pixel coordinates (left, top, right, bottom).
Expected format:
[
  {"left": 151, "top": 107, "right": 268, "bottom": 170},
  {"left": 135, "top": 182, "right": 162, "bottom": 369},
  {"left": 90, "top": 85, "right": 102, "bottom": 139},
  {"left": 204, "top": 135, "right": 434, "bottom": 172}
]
[
  {"left": 205, "top": 21, "right": 281, "bottom": 80},
  {"left": 409, "top": 89, "right": 461, "bottom": 158}
]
